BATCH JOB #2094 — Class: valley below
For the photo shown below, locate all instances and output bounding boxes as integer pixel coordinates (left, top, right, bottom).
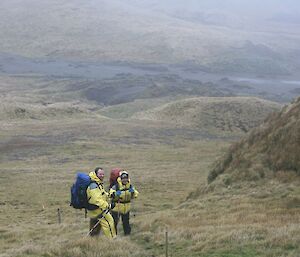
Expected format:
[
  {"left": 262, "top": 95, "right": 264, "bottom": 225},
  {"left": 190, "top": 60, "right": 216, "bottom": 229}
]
[{"left": 1, "top": 53, "right": 300, "bottom": 104}]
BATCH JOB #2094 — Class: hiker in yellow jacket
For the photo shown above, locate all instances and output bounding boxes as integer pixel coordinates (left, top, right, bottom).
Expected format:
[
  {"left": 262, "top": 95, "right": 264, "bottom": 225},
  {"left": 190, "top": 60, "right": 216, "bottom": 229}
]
[
  {"left": 87, "top": 167, "right": 116, "bottom": 238},
  {"left": 109, "top": 170, "right": 139, "bottom": 235}
]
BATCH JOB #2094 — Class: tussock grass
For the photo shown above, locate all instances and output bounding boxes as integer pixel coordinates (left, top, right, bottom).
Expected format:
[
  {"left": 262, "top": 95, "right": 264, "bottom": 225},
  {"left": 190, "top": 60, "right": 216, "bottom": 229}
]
[
  {"left": 45, "top": 237, "right": 146, "bottom": 257},
  {"left": 133, "top": 97, "right": 281, "bottom": 135},
  {"left": 208, "top": 97, "right": 300, "bottom": 184},
  {"left": 134, "top": 183, "right": 300, "bottom": 257}
]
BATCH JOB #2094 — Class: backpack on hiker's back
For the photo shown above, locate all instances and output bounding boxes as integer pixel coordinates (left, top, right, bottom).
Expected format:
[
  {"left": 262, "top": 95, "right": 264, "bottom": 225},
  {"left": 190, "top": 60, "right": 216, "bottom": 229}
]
[
  {"left": 109, "top": 168, "right": 122, "bottom": 188},
  {"left": 70, "top": 172, "right": 98, "bottom": 210}
]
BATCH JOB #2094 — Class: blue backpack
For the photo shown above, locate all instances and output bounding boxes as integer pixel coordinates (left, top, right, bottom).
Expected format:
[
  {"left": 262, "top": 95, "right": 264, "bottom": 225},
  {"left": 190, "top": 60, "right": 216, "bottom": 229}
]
[{"left": 70, "top": 172, "right": 98, "bottom": 210}]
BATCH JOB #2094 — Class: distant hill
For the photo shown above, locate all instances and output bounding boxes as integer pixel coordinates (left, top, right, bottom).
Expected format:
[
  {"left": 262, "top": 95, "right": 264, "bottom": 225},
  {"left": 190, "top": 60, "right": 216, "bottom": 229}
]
[
  {"left": 133, "top": 97, "right": 281, "bottom": 134},
  {"left": 208, "top": 97, "right": 300, "bottom": 184},
  {"left": 82, "top": 74, "right": 233, "bottom": 106},
  {"left": 0, "top": 0, "right": 300, "bottom": 75}
]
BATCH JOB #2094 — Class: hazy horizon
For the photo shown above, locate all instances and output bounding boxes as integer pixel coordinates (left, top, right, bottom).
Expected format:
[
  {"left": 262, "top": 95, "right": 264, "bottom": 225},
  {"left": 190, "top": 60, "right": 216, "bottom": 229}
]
[
  {"left": 0, "top": 0, "right": 300, "bottom": 77},
  {"left": 123, "top": 0, "right": 300, "bottom": 15}
]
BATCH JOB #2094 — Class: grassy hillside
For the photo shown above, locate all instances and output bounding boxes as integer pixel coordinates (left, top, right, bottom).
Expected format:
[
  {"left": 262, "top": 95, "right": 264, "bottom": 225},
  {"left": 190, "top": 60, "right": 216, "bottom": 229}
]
[
  {"left": 0, "top": 92, "right": 299, "bottom": 256},
  {"left": 99, "top": 97, "right": 175, "bottom": 119},
  {"left": 133, "top": 97, "right": 300, "bottom": 257},
  {"left": 133, "top": 97, "right": 281, "bottom": 135},
  {"left": 208, "top": 96, "right": 300, "bottom": 184}
]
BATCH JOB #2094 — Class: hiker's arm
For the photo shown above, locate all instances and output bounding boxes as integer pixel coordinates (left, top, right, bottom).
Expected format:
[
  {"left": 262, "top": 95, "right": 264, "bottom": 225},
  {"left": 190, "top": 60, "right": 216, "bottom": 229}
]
[
  {"left": 109, "top": 187, "right": 120, "bottom": 200},
  {"left": 89, "top": 188, "right": 109, "bottom": 210},
  {"left": 133, "top": 188, "right": 139, "bottom": 198},
  {"left": 130, "top": 186, "right": 139, "bottom": 199},
  {"left": 109, "top": 187, "right": 115, "bottom": 198}
]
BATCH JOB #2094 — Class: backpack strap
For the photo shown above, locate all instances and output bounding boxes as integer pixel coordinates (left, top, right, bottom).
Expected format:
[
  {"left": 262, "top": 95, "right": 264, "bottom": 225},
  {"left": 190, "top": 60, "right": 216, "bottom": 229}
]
[
  {"left": 86, "top": 181, "right": 100, "bottom": 211},
  {"left": 89, "top": 182, "right": 98, "bottom": 190}
]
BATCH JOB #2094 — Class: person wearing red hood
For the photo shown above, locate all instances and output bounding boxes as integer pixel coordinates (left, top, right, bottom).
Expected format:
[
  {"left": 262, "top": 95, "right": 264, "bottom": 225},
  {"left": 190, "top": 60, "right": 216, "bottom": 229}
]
[
  {"left": 109, "top": 170, "right": 139, "bottom": 235},
  {"left": 86, "top": 167, "right": 116, "bottom": 238}
]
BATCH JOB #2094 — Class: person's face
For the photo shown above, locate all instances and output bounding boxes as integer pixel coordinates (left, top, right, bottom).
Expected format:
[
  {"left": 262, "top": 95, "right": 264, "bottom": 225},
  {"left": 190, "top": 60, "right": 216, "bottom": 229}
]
[
  {"left": 121, "top": 176, "right": 128, "bottom": 185},
  {"left": 97, "top": 169, "right": 105, "bottom": 180}
]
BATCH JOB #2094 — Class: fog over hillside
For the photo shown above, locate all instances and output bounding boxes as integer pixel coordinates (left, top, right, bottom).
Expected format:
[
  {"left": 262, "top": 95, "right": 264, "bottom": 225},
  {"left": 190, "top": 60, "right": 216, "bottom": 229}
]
[
  {"left": 125, "top": 0, "right": 300, "bottom": 21},
  {"left": 0, "top": 0, "right": 300, "bottom": 76},
  {"left": 123, "top": 0, "right": 300, "bottom": 31}
]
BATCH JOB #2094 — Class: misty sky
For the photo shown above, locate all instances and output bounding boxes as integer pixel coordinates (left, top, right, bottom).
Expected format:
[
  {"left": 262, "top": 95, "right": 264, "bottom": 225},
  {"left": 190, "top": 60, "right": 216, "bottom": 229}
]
[{"left": 124, "top": 0, "right": 300, "bottom": 20}]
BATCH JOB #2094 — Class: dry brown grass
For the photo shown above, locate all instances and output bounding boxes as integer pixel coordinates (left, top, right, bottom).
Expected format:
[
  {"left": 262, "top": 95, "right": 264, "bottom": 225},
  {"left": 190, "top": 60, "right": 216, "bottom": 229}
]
[
  {"left": 208, "top": 97, "right": 300, "bottom": 184},
  {"left": 133, "top": 97, "right": 281, "bottom": 135},
  {"left": 0, "top": 80, "right": 299, "bottom": 256},
  {"left": 135, "top": 180, "right": 300, "bottom": 257},
  {"left": 0, "top": 111, "right": 227, "bottom": 256}
]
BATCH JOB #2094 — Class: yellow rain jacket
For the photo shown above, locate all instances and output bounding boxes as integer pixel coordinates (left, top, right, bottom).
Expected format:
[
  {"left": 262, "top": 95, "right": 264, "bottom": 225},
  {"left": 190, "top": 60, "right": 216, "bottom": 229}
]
[
  {"left": 109, "top": 177, "right": 139, "bottom": 214},
  {"left": 87, "top": 171, "right": 116, "bottom": 238}
]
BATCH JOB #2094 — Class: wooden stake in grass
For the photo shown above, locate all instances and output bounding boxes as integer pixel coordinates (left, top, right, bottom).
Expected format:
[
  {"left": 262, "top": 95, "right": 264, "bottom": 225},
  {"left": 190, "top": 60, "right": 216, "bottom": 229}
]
[
  {"left": 57, "top": 208, "right": 61, "bottom": 224},
  {"left": 165, "top": 228, "right": 169, "bottom": 257}
]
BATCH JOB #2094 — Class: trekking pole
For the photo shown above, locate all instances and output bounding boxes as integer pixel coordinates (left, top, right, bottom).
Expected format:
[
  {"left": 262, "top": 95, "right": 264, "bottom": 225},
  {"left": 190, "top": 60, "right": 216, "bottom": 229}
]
[
  {"left": 86, "top": 209, "right": 108, "bottom": 237},
  {"left": 86, "top": 209, "right": 109, "bottom": 236},
  {"left": 86, "top": 219, "right": 101, "bottom": 237}
]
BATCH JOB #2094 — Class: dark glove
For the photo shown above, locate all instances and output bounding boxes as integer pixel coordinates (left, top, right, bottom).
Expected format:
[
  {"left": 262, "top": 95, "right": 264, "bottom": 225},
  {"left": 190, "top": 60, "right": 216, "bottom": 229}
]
[
  {"left": 129, "top": 187, "right": 134, "bottom": 193},
  {"left": 116, "top": 190, "right": 122, "bottom": 197}
]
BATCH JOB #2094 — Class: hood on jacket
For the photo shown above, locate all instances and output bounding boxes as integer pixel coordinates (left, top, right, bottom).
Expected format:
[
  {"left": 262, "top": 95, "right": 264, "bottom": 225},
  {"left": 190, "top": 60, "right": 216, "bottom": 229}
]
[
  {"left": 117, "top": 176, "right": 131, "bottom": 189},
  {"left": 89, "top": 171, "right": 103, "bottom": 184}
]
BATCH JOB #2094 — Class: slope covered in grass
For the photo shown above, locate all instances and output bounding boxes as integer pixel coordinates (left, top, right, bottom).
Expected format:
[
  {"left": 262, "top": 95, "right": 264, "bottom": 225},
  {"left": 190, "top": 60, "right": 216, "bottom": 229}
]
[
  {"left": 133, "top": 97, "right": 281, "bottom": 134},
  {"left": 208, "top": 96, "right": 300, "bottom": 184}
]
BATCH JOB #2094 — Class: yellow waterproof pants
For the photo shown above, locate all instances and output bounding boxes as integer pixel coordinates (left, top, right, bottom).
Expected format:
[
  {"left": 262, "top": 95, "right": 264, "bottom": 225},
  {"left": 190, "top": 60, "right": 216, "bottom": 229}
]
[{"left": 89, "top": 211, "right": 116, "bottom": 238}]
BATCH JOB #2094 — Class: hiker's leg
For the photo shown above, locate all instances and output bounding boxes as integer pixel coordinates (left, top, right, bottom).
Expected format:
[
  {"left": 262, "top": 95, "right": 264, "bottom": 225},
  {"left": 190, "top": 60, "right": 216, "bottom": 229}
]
[
  {"left": 122, "top": 212, "right": 131, "bottom": 235},
  {"left": 111, "top": 211, "right": 119, "bottom": 234},
  {"left": 100, "top": 212, "right": 116, "bottom": 238},
  {"left": 89, "top": 218, "right": 101, "bottom": 236}
]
